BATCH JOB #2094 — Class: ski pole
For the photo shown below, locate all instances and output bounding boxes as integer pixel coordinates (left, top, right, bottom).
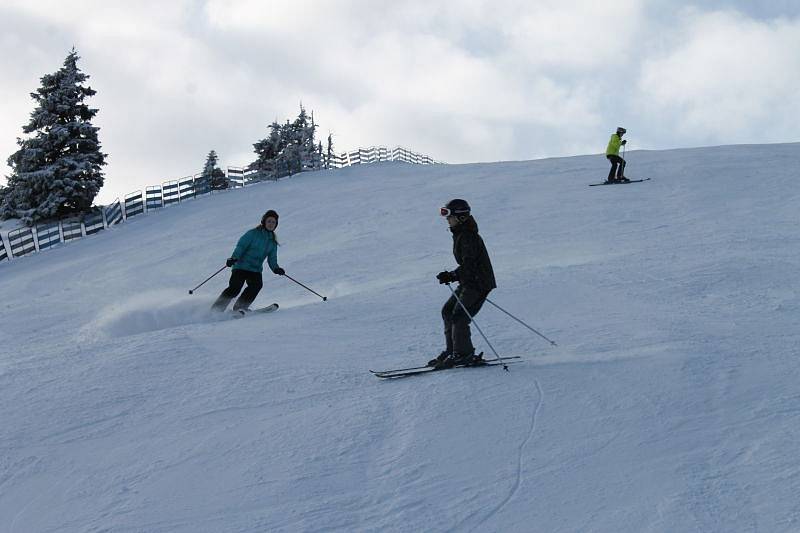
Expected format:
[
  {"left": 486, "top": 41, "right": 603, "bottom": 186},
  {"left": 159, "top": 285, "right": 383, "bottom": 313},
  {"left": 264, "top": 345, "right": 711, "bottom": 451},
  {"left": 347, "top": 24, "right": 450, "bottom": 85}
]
[
  {"left": 621, "top": 143, "right": 627, "bottom": 178},
  {"left": 188, "top": 265, "right": 227, "bottom": 294},
  {"left": 447, "top": 284, "right": 505, "bottom": 368},
  {"left": 485, "top": 298, "right": 557, "bottom": 346},
  {"left": 284, "top": 274, "right": 327, "bottom": 301}
]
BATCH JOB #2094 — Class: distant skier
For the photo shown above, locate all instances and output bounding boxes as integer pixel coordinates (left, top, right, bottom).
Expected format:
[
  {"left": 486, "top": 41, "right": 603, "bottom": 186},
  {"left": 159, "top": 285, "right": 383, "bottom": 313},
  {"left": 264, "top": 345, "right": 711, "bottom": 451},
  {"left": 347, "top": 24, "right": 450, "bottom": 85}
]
[
  {"left": 606, "top": 127, "right": 629, "bottom": 183},
  {"left": 428, "top": 199, "right": 497, "bottom": 369},
  {"left": 211, "top": 210, "right": 285, "bottom": 312}
]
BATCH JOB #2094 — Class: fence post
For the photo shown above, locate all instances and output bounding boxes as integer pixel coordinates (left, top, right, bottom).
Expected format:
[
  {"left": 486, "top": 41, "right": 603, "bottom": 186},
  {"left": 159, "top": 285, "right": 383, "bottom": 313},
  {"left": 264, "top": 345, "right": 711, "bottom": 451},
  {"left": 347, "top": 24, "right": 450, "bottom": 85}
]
[{"left": 32, "top": 226, "right": 41, "bottom": 253}]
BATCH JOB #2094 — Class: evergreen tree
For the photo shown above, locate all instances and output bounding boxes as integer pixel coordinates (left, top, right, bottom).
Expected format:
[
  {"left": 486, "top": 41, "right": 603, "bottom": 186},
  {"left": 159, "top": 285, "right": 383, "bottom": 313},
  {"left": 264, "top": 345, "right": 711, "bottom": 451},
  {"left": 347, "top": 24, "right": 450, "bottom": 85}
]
[
  {"left": 249, "top": 121, "right": 285, "bottom": 180},
  {"left": 2, "top": 48, "right": 106, "bottom": 224},
  {"left": 301, "top": 109, "right": 321, "bottom": 171},
  {"left": 281, "top": 117, "right": 301, "bottom": 176},
  {"left": 202, "top": 150, "right": 227, "bottom": 190},
  {"left": 248, "top": 104, "right": 320, "bottom": 180},
  {"left": 326, "top": 133, "right": 334, "bottom": 169}
]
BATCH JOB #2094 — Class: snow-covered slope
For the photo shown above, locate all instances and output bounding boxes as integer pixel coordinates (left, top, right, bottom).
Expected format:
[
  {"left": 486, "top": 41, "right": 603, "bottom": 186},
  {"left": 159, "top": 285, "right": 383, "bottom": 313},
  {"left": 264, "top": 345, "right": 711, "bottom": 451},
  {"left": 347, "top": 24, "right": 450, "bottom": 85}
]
[{"left": 2, "top": 144, "right": 800, "bottom": 532}]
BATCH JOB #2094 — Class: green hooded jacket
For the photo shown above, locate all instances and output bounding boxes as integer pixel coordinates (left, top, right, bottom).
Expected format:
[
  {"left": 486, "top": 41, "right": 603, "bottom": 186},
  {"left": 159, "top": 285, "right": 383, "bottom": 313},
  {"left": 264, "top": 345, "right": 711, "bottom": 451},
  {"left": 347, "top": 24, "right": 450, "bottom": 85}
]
[{"left": 606, "top": 133, "right": 623, "bottom": 156}]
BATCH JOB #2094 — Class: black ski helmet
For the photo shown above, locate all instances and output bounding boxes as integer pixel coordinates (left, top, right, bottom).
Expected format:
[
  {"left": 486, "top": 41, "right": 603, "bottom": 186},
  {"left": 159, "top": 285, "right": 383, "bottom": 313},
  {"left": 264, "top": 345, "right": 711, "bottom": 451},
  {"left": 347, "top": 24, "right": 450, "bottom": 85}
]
[
  {"left": 441, "top": 199, "right": 471, "bottom": 218},
  {"left": 616, "top": 126, "right": 627, "bottom": 135}
]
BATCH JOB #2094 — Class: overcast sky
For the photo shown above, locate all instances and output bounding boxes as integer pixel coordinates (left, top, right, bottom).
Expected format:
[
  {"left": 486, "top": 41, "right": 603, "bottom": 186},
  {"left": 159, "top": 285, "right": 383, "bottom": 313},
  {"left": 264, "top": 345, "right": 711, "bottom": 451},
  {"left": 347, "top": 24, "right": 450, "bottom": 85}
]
[{"left": 1, "top": 0, "right": 799, "bottom": 203}]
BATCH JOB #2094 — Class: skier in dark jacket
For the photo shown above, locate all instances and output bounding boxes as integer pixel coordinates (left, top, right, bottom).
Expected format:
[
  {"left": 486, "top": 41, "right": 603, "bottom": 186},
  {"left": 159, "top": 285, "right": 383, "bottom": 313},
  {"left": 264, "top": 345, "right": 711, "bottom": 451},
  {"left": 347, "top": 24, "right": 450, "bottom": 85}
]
[
  {"left": 428, "top": 199, "right": 497, "bottom": 368},
  {"left": 212, "top": 210, "right": 285, "bottom": 313}
]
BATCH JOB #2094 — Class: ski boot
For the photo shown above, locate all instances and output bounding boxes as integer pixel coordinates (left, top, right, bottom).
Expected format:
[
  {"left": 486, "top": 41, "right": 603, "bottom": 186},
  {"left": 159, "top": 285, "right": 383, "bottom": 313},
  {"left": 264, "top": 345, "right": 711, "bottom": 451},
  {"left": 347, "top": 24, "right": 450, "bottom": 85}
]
[
  {"left": 466, "top": 352, "right": 485, "bottom": 365},
  {"left": 434, "top": 351, "right": 480, "bottom": 369},
  {"left": 427, "top": 351, "right": 450, "bottom": 367}
]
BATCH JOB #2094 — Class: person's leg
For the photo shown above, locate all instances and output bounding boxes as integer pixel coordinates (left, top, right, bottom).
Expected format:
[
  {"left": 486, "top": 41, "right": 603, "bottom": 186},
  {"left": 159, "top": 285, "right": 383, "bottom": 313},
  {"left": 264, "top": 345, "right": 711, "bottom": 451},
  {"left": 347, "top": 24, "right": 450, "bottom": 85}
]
[
  {"left": 428, "top": 294, "right": 459, "bottom": 366},
  {"left": 441, "top": 294, "right": 458, "bottom": 354},
  {"left": 618, "top": 158, "right": 627, "bottom": 179},
  {"left": 607, "top": 155, "right": 619, "bottom": 182},
  {"left": 233, "top": 271, "right": 264, "bottom": 311},
  {"left": 450, "top": 287, "right": 488, "bottom": 357},
  {"left": 212, "top": 270, "right": 247, "bottom": 311}
]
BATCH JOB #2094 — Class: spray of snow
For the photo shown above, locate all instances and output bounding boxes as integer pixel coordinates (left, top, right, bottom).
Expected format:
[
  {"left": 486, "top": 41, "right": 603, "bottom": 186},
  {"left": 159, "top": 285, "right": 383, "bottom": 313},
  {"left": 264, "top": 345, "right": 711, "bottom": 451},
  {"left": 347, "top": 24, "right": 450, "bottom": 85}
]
[{"left": 82, "top": 290, "right": 224, "bottom": 340}]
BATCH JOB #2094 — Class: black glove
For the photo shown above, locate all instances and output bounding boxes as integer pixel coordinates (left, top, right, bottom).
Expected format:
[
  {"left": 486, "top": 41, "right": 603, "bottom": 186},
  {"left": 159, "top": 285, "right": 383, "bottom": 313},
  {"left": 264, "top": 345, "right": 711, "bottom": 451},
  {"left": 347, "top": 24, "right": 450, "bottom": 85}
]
[
  {"left": 273, "top": 267, "right": 285, "bottom": 276},
  {"left": 226, "top": 257, "right": 237, "bottom": 267},
  {"left": 621, "top": 139, "right": 627, "bottom": 145},
  {"left": 436, "top": 271, "right": 454, "bottom": 284}
]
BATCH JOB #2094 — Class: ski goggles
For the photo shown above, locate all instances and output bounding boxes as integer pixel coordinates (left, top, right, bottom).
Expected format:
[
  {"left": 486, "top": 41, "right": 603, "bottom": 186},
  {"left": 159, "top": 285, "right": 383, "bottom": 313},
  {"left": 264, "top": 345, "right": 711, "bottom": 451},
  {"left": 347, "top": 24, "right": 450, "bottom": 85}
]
[{"left": 440, "top": 206, "right": 468, "bottom": 217}]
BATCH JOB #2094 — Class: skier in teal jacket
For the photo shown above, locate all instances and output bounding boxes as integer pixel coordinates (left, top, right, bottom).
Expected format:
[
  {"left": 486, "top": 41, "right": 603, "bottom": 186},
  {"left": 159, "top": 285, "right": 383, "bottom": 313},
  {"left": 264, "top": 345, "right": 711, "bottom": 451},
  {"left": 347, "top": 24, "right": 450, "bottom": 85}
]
[
  {"left": 212, "top": 210, "right": 285, "bottom": 312},
  {"left": 606, "top": 127, "right": 629, "bottom": 183}
]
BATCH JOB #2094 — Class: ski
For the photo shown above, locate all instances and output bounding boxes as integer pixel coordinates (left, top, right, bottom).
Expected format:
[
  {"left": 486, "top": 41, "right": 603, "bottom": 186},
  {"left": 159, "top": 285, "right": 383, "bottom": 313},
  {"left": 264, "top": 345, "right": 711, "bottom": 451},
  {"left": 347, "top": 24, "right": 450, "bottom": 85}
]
[
  {"left": 589, "top": 178, "right": 650, "bottom": 187},
  {"left": 371, "top": 352, "right": 502, "bottom": 375},
  {"left": 371, "top": 356, "right": 521, "bottom": 379},
  {"left": 231, "top": 303, "right": 279, "bottom": 318},
  {"left": 372, "top": 359, "right": 521, "bottom": 379}
]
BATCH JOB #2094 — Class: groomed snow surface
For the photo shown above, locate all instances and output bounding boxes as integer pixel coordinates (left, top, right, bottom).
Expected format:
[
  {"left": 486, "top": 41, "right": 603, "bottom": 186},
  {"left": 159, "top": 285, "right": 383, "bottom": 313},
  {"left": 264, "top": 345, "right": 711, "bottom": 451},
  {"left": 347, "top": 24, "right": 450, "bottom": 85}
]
[{"left": 2, "top": 144, "right": 799, "bottom": 532}]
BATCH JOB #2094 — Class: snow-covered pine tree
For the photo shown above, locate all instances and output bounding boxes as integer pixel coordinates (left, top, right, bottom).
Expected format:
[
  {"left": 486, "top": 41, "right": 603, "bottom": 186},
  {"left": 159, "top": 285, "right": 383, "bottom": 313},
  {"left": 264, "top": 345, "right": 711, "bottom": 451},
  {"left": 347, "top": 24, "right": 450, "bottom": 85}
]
[
  {"left": 2, "top": 48, "right": 106, "bottom": 224},
  {"left": 325, "top": 133, "right": 334, "bottom": 169},
  {"left": 281, "top": 117, "right": 301, "bottom": 177},
  {"left": 300, "top": 109, "right": 320, "bottom": 171},
  {"left": 248, "top": 105, "right": 320, "bottom": 180},
  {"left": 249, "top": 121, "right": 285, "bottom": 180},
  {"left": 202, "top": 150, "right": 227, "bottom": 190}
]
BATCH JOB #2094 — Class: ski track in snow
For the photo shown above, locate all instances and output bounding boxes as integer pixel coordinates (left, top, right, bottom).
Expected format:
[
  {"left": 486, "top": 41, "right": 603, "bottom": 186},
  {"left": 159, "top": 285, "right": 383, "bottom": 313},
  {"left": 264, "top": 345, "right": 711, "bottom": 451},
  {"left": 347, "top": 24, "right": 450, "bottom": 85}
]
[{"left": 460, "top": 378, "right": 544, "bottom": 533}]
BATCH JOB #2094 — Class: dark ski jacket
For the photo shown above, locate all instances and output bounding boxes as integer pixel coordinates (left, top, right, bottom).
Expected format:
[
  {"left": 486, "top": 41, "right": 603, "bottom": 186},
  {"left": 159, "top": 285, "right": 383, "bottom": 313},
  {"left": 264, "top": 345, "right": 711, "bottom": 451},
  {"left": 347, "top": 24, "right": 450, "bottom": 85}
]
[{"left": 450, "top": 217, "right": 496, "bottom": 294}]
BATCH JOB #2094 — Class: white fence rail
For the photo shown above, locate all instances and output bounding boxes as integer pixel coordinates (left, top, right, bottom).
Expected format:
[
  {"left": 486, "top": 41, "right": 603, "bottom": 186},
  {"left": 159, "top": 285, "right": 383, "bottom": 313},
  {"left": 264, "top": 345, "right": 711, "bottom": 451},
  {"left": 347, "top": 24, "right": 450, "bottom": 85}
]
[{"left": 324, "top": 145, "right": 440, "bottom": 168}]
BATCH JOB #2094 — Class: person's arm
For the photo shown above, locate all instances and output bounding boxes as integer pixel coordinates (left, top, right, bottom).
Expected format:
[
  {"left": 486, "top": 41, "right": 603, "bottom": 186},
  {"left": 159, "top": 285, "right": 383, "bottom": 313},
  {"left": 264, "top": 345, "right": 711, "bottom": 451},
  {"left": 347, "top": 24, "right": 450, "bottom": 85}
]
[
  {"left": 231, "top": 230, "right": 252, "bottom": 260},
  {"left": 267, "top": 242, "right": 281, "bottom": 274}
]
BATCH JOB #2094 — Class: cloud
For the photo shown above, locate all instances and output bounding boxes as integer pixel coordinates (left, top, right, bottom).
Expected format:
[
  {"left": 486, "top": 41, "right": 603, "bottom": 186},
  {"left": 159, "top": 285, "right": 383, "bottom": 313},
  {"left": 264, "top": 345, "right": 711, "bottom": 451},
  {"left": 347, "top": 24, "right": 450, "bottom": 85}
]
[
  {"left": 0, "top": 1, "right": 798, "bottom": 203},
  {"left": 499, "top": 0, "right": 643, "bottom": 71},
  {"left": 635, "top": 8, "right": 800, "bottom": 144}
]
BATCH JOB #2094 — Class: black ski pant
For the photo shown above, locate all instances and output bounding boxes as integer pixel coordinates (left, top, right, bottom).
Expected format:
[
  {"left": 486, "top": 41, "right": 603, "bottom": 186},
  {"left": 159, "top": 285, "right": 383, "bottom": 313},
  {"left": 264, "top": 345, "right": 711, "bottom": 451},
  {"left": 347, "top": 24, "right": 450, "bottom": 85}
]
[
  {"left": 607, "top": 155, "right": 626, "bottom": 180},
  {"left": 212, "top": 268, "right": 263, "bottom": 311},
  {"left": 442, "top": 286, "right": 489, "bottom": 356}
]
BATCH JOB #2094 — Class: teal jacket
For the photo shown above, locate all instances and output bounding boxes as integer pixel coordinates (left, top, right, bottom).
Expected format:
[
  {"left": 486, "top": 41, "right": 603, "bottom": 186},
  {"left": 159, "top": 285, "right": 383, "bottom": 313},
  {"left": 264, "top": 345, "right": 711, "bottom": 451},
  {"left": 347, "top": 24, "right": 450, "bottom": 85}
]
[
  {"left": 231, "top": 227, "right": 279, "bottom": 274},
  {"left": 606, "top": 134, "right": 623, "bottom": 156}
]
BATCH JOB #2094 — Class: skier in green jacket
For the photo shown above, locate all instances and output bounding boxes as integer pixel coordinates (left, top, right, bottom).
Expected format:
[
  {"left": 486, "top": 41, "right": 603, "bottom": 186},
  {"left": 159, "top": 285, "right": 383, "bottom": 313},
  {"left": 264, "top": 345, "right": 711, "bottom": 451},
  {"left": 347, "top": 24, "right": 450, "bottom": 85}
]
[
  {"left": 212, "top": 210, "right": 285, "bottom": 312},
  {"left": 606, "top": 127, "right": 629, "bottom": 183}
]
